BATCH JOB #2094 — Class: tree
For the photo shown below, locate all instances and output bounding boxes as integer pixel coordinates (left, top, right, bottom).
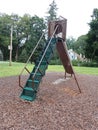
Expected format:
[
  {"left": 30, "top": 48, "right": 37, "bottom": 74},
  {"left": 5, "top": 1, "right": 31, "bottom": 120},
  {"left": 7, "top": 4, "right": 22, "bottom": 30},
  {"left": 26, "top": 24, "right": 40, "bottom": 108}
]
[
  {"left": 18, "top": 48, "right": 28, "bottom": 63},
  {"left": 0, "top": 13, "right": 46, "bottom": 62},
  {"left": 15, "top": 14, "right": 32, "bottom": 61},
  {"left": 10, "top": 14, "right": 22, "bottom": 61},
  {"left": 0, "top": 13, "right": 21, "bottom": 61},
  {"left": 85, "top": 8, "right": 98, "bottom": 61},
  {"left": 74, "top": 35, "right": 87, "bottom": 55},
  {"left": 46, "top": 0, "right": 58, "bottom": 22},
  {"left": 66, "top": 36, "right": 76, "bottom": 50},
  {"left": 24, "top": 15, "right": 46, "bottom": 63},
  {"left": 45, "top": 0, "right": 59, "bottom": 64},
  {"left": 0, "top": 13, "right": 11, "bottom": 60}
]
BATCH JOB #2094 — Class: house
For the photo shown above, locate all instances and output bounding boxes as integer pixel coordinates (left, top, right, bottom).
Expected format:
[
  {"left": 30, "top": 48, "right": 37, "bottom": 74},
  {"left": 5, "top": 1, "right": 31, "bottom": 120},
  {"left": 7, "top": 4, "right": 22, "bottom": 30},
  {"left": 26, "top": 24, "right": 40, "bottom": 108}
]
[{"left": 68, "top": 49, "right": 84, "bottom": 61}]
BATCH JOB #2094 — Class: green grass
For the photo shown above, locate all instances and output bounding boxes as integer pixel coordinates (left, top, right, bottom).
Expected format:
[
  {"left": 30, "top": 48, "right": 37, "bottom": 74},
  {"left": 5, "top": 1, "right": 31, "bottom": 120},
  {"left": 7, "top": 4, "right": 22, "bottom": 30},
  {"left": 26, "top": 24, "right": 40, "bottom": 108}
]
[
  {"left": 74, "top": 66, "right": 98, "bottom": 75},
  {"left": 0, "top": 62, "right": 33, "bottom": 77},
  {"left": 0, "top": 62, "right": 98, "bottom": 77},
  {"left": 48, "top": 65, "right": 98, "bottom": 75}
]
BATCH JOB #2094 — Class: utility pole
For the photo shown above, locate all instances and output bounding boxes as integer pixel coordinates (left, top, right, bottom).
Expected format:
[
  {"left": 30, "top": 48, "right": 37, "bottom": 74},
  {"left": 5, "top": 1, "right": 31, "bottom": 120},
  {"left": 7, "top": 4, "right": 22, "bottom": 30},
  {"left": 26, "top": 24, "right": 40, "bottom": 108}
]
[{"left": 9, "top": 25, "right": 13, "bottom": 66}]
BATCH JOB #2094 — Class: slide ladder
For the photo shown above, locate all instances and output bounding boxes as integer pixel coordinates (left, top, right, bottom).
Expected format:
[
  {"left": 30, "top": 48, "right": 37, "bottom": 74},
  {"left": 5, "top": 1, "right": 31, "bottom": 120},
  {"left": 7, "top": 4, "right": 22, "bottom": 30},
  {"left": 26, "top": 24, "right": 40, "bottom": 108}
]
[{"left": 20, "top": 37, "right": 57, "bottom": 101}]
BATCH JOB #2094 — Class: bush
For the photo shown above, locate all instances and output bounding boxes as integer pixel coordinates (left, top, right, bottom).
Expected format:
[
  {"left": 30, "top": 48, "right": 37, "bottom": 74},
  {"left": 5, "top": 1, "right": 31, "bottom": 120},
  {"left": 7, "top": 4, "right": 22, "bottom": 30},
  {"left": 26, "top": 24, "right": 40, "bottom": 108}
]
[
  {"left": 80, "top": 61, "right": 98, "bottom": 67},
  {"left": 72, "top": 60, "right": 82, "bottom": 66},
  {"left": 50, "top": 59, "right": 62, "bottom": 65},
  {"left": 18, "top": 49, "right": 28, "bottom": 63},
  {"left": 72, "top": 60, "right": 98, "bottom": 67}
]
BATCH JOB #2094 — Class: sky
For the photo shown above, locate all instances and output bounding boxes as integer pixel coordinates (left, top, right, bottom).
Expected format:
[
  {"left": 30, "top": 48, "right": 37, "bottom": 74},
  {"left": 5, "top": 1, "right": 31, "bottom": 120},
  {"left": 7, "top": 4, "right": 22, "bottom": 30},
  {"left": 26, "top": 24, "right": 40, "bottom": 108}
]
[{"left": 0, "top": 0, "right": 98, "bottom": 38}]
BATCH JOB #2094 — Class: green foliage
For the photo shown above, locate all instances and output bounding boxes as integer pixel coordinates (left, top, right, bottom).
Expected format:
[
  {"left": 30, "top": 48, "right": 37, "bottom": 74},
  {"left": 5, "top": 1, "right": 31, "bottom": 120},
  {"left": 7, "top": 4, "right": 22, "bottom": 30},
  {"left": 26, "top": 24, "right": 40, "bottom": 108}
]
[
  {"left": 66, "top": 35, "right": 87, "bottom": 57},
  {"left": 85, "top": 8, "right": 98, "bottom": 61},
  {"left": 0, "top": 14, "right": 11, "bottom": 60},
  {"left": 66, "top": 37, "right": 76, "bottom": 50},
  {"left": 30, "top": 43, "right": 44, "bottom": 64},
  {"left": 74, "top": 35, "right": 87, "bottom": 55},
  {"left": 72, "top": 60, "right": 81, "bottom": 66},
  {"left": 0, "top": 13, "right": 46, "bottom": 62},
  {"left": 80, "top": 61, "right": 98, "bottom": 67},
  {"left": 72, "top": 60, "right": 98, "bottom": 67},
  {"left": 46, "top": 0, "right": 58, "bottom": 21},
  {"left": 45, "top": 0, "right": 58, "bottom": 62},
  {"left": 50, "top": 58, "right": 62, "bottom": 65},
  {"left": 18, "top": 48, "right": 28, "bottom": 63},
  {"left": 25, "top": 15, "right": 46, "bottom": 60}
]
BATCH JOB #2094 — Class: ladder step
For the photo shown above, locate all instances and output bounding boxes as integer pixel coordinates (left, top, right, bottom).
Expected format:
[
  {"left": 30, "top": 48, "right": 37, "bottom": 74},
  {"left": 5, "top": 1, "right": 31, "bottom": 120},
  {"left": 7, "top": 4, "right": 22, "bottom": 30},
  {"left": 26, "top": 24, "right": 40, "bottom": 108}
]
[
  {"left": 30, "top": 72, "right": 42, "bottom": 81},
  {"left": 26, "top": 79, "right": 40, "bottom": 88},
  {"left": 31, "top": 72, "right": 42, "bottom": 76},
  {"left": 20, "top": 95, "right": 36, "bottom": 101},
  {"left": 20, "top": 87, "right": 34, "bottom": 98},
  {"left": 36, "top": 60, "right": 47, "bottom": 65},
  {"left": 28, "top": 79, "right": 39, "bottom": 83},
  {"left": 33, "top": 67, "right": 46, "bottom": 75},
  {"left": 24, "top": 87, "right": 34, "bottom": 91}
]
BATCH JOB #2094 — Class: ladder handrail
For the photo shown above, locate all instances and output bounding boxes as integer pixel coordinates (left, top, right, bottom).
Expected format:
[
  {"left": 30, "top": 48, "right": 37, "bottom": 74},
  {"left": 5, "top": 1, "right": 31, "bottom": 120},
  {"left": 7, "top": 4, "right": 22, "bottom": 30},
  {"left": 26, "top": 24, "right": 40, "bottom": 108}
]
[
  {"left": 32, "top": 25, "right": 59, "bottom": 78},
  {"left": 19, "top": 29, "right": 47, "bottom": 76}
]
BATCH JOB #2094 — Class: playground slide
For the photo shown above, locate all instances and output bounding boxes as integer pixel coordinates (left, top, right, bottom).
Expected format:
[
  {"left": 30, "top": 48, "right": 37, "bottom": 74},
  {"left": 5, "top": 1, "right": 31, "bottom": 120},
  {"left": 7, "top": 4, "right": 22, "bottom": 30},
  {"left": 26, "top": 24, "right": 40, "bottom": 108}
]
[
  {"left": 56, "top": 40, "right": 74, "bottom": 74},
  {"left": 19, "top": 18, "right": 81, "bottom": 102}
]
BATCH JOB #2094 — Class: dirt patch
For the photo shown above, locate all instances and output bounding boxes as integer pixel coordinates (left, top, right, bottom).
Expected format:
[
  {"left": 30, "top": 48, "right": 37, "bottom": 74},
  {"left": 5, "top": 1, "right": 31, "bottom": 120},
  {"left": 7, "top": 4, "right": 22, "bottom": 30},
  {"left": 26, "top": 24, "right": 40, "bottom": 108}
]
[{"left": 0, "top": 72, "right": 98, "bottom": 129}]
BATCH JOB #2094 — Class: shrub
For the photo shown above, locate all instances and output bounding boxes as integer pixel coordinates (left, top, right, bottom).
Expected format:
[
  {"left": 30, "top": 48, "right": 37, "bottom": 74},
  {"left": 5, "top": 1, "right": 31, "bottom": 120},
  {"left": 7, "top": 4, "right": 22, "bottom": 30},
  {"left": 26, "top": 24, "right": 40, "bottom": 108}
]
[
  {"left": 72, "top": 60, "right": 82, "bottom": 66},
  {"left": 80, "top": 61, "right": 98, "bottom": 67},
  {"left": 18, "top": 49, "right": 28, "bottom": 63},
  {"left": 72, "top": 60, "right": 98, "bottom": 67},
  {"left": 50, "top": 59, "right": 62, "bottom": 65}
]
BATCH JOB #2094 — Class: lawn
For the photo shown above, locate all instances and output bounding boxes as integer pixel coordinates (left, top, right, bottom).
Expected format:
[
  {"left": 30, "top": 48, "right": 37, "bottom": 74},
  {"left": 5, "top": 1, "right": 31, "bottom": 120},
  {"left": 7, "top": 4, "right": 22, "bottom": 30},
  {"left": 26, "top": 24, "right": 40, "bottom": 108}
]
[
  {"left": 0, "top": 62, "right": 98, "bottom": 77},
  {"left": 0, "top": 62, "right": 33, "bottom": 77}
]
